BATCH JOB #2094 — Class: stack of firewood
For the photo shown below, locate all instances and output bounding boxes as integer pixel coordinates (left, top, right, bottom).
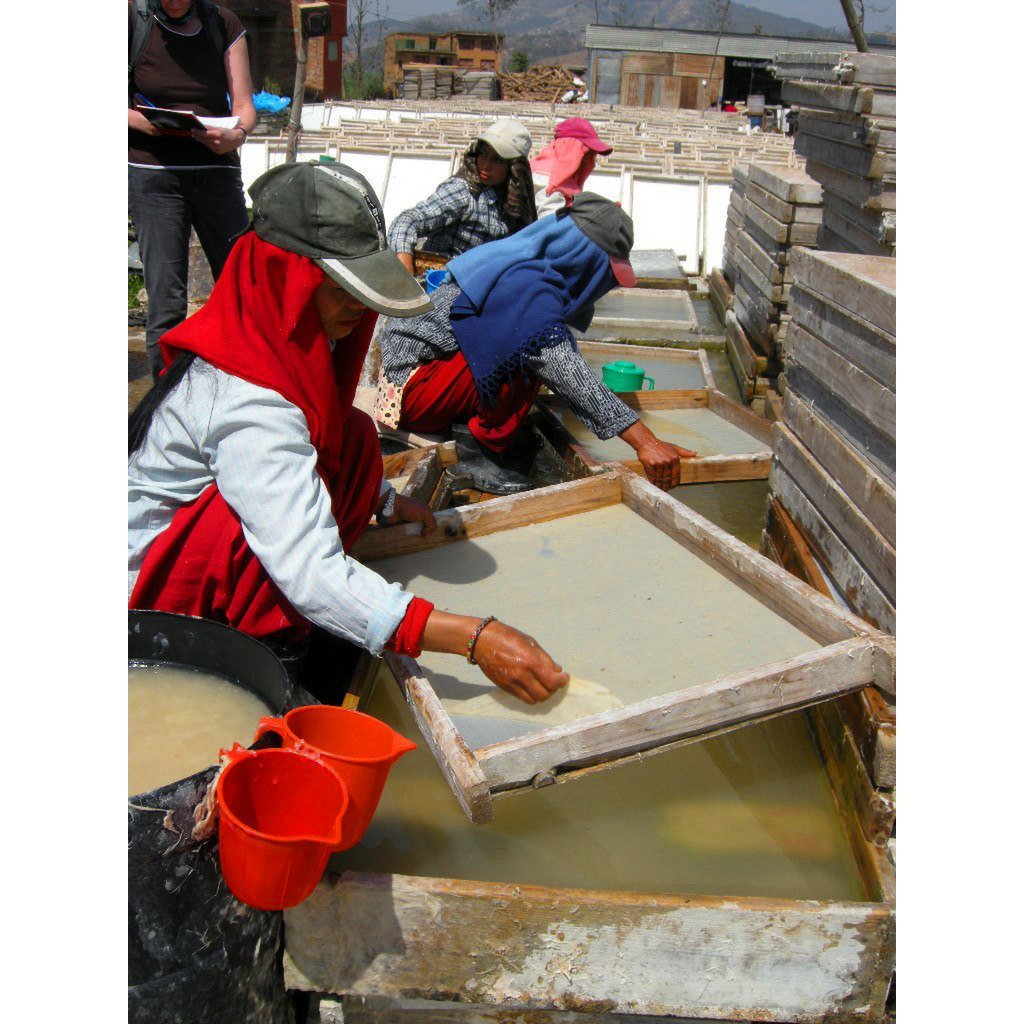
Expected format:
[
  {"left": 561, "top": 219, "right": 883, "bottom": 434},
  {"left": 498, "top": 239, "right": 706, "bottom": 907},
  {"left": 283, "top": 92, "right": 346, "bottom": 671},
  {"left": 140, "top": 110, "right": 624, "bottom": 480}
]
[{"left": 497, "top": 65, "right": 579, "bottom": 102}]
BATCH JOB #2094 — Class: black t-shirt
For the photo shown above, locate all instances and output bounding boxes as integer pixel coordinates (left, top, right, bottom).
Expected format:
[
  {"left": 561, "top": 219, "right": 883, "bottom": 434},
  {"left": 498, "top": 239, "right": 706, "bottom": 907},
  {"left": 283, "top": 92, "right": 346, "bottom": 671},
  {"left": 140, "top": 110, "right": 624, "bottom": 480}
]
[{"left": 128, "top": 3, "right": 246, "bottom": 168}]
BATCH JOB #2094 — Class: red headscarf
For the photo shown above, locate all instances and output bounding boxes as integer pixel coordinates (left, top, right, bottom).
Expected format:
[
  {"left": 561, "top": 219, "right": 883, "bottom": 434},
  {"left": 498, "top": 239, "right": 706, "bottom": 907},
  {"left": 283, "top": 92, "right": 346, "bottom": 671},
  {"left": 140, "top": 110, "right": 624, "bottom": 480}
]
[
  {"left": 530, "top": 137, "right": 597, "bottom": 199},
  {"left": 160, "top": 231, "right": 378, "bottom": 514}
]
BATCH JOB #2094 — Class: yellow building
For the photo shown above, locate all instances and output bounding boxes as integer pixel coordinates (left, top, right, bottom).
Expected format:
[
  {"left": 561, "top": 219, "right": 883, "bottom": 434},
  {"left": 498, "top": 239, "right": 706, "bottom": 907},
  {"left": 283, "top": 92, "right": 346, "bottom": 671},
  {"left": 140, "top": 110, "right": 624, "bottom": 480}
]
[{"left": 384, "top": 31, "right": 503, "bottom": 96}]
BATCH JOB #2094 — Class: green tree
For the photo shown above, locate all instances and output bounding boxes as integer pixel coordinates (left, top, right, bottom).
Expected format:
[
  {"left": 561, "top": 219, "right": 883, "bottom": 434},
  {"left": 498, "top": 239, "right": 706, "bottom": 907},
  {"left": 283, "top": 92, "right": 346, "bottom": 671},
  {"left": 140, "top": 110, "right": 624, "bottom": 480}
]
[{"left": 509, "top": 49, "right": 529, "bottom": 72}]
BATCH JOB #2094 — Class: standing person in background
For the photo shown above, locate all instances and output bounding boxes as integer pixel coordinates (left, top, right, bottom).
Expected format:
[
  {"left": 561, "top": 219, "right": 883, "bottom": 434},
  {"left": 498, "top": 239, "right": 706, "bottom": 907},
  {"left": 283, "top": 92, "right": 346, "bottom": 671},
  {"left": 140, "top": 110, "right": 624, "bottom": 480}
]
[
  {"left": 388, "top": 119, "right": 537, "bottom": 273},
  {"left": 530, "top": 117, "right": 614, "bottom": 218},
  {"left": 128, "top": 0, "right": 256, "bottom": 380}
]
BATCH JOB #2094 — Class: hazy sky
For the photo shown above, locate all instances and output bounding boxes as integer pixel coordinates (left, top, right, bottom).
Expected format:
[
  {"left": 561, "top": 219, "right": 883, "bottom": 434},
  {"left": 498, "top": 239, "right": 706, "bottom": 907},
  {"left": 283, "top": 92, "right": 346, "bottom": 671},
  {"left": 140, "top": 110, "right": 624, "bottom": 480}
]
[{"left": 381, "top": 2, "right": 896, "bottom": 34}]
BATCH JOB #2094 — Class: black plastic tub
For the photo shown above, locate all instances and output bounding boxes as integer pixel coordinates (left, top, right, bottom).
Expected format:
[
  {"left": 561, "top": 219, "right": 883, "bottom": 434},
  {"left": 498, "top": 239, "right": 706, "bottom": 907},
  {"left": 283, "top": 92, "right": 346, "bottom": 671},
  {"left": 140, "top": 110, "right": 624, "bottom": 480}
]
[{"left": 128, "top": 610, "right": 301, "bottom": 1024}]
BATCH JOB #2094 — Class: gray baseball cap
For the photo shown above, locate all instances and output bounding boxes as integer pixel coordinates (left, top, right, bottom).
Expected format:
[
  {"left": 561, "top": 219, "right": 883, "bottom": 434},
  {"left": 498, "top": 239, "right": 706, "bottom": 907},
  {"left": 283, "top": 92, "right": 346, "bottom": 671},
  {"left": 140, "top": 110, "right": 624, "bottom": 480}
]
[
  {"left": 559, "top": 193, "right": 637, "bottom": 287},
  {"left": 248, "top": 161, "right": 432, "bottom": 317},
  {"left": 478, "top": 118, "right": 532, "bottom": 160}
]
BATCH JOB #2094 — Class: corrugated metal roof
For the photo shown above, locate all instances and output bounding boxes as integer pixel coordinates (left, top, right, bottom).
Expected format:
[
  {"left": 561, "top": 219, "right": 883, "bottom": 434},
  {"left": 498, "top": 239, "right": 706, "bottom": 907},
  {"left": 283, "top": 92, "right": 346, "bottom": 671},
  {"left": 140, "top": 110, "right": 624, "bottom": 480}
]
[{"left": 585, "top": 25, "right": 894, "bottom": 61}]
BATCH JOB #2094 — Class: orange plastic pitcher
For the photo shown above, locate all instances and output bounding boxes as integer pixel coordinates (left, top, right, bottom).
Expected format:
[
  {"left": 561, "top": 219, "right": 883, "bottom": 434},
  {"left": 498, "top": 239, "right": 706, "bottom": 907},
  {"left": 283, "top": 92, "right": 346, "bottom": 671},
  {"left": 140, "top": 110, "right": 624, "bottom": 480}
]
[
  {"left": 255, "top": 706, "right": 416, "bottom": 851},
  {"left": 216, "top": 743, "right": 347, "bottom": 911}
]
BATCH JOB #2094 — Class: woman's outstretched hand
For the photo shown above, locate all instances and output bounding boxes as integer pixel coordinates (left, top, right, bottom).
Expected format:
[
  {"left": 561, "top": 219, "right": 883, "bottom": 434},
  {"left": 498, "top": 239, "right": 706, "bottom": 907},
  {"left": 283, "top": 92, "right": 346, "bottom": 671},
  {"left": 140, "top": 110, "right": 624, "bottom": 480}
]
[
  {"left": 619, "top": 421, "right": 697, "bottom": 491},
  {"left": 471, "top": 621, "right": 570, "bottom": 704},
  {"left": 419, "top": 611, "right": 569, "bottom": 705}
]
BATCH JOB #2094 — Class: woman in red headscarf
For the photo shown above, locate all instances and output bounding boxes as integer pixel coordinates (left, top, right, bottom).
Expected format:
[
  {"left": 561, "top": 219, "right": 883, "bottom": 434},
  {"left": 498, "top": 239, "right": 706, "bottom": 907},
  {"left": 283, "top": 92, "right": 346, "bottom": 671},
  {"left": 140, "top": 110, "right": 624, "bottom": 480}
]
[
  {"left": 128, "top": 160, "right": 569, "bottom": 706},
  {"left": 530, "top": 117, "right": 614, "bottom": 218}
]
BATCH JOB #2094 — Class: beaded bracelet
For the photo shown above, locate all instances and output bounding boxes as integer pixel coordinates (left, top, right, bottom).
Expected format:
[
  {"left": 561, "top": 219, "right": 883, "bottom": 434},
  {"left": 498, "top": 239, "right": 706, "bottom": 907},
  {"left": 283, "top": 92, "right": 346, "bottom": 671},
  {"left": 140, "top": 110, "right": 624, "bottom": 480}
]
[{"left": 466, "top": 615, "right": 497, "bottom": 665}]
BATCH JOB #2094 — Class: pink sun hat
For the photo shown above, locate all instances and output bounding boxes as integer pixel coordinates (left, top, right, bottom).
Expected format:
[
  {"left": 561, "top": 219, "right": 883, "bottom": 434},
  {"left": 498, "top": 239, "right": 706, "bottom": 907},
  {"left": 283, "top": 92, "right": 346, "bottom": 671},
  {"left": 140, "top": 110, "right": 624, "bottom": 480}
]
[{"left": 553, "top": 117, "right": 614, "bottom": 155}]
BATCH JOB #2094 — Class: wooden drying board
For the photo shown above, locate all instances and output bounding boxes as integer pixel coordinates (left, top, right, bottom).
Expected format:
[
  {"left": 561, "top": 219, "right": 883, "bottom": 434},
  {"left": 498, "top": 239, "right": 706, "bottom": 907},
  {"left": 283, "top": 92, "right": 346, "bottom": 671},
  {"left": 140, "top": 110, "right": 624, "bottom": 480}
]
[
  {"left": 351, "top": 472, "right": 895, "bottom": 824},
  {"left": 576, "top": 338, "right": 715, "bottom": 392},
  {"left": 536, "top": 387, "right": 773, "bottom": 485},
  {"left": 286, "top": 859, "right": 894, "bottom": 1023},
  {"left": 585, "top": 287, "right": 699, "bottom": 342}
]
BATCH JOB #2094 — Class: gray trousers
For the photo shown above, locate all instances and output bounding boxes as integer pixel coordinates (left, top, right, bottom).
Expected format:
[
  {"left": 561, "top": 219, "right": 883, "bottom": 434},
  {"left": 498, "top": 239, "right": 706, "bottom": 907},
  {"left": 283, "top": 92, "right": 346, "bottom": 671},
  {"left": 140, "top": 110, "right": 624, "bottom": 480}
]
[{"left": 128, "top": 166, "right": 249, "bottom": 379}]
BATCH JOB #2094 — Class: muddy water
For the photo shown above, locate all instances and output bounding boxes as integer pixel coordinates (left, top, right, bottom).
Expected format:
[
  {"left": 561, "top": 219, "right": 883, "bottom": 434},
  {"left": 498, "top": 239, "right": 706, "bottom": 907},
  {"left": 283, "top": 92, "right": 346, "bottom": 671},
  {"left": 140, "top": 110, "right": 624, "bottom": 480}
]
[
  {"left": 670, "top": 479, "right": 771, "bottom": 550},
  {"left": 128, "top": 665, "right": 271, "bottom": 796},
  {"left": 550, "top": 402, "right": 767, "bottom": 462},
  {"left": 335, "top": 663, "right": 866, "bottom": 902}
]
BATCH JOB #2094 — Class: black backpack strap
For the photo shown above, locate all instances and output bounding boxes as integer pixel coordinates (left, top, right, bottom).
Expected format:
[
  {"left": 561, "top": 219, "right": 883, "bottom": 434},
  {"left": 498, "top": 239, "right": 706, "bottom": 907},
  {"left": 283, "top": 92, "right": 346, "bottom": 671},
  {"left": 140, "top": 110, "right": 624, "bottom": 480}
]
[
  {"left": 197, "top": 0, "right": 226, "bottom": 62},
  {"left": 128, "top": 0, "right": 152, "bottom": 84}
]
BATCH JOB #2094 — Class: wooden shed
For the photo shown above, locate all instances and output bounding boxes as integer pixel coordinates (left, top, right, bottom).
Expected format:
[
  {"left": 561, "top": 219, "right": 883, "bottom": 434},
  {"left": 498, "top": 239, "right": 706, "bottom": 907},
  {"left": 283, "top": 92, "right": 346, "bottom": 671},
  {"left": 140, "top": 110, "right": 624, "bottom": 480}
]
[{"left": 585, "top": 25, "right": 895, "bottom": 111}]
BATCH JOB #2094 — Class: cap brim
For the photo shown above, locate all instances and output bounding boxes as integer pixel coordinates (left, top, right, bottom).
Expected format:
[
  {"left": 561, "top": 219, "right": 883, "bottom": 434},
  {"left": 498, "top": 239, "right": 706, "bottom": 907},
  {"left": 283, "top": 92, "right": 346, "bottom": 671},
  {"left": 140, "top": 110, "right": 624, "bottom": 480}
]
[
  {"left": 479, "top": 133, "right": 525, "bottom": 161},
  {"left": 317, "top": 249, "right": 433, "bottom": 318},
  {"left": 610, "top": 255, "right": 637, "bottom": 288},
  {"left": 588, "top": 139, "right": 614, "bottom": 155}
]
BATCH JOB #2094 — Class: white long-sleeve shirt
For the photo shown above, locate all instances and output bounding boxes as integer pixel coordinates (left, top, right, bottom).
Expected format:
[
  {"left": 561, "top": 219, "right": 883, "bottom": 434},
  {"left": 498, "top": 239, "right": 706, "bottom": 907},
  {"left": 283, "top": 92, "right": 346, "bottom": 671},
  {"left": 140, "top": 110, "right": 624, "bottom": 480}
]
[{"left": 128, "top": 358, "right": 411, "bottom": 655}]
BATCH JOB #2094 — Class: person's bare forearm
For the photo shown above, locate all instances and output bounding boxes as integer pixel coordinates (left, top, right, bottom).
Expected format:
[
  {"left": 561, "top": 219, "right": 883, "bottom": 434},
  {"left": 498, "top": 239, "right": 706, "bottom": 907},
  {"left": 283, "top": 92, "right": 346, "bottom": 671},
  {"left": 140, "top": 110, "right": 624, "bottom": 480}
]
[
  {"left": 420, "top": 609, "right": 478, "bottom": 656},
  {"left": 618, "top": 419, "right": 657, "bottom": 453},
  {"left": 419, "top": 610, "right": 569, "bottom": 704}
]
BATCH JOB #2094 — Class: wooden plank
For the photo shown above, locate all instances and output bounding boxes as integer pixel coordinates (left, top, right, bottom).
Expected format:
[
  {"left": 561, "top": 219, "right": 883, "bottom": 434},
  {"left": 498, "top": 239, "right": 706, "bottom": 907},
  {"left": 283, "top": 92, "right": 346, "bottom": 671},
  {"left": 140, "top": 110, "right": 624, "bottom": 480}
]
[
  {"left": 709, "top": 266, "right": 734, "bottom": 321},
  {"left": 808, "top": 698, "right": 896, "bottom": 845},
  {"left": 797, "top": 126, "right": 896, "bottom": 180},
  {"left": 804, "top": 158, "right": 896, "bottom": 212},
  {"left": 773, "top": 425, "right": 895, "bottom": 601},
  {"left": 764, "top": 496, "right": 832, "bottom": 598},
  {"left": 790, "top": 283, "right": 895, "bottom": 390},
  {"left": 618, "top": 452, "right": 771, "bottom": 484},
  {"left": 534, "top": 394, "right": 773, "bottom": 485},
  {"left": 782, "top": 80, "right": 871, "bottom": 113},
  {"left": 786, "top": 322, "right": 895, "bottom": 444},
  {"left": 402, "top": 449, "right": 442, "bottom": 506},
  {"left": 763, "top": 498, "right": 896, "bottom": 791},
  {"left": 738, "top": 228, "right": 785, "bottom": 285},
  {"left": 707, "top": 386, "right": 773, "bottom": 444},
  {"left": 476, "top": 639, "right": 878, "bottom": 792},
  {"left": 285, "top": 873, "right": 894, "bottom": 1022},
  {"left": 734, "top": 278, "right": 778, "bottom": 355},
  {"left": 353, "top": 475, "right": 623, "bottom": 563},
  {"left": 865, "top": 88, "right": 896, "bottom": 117},
  {"left": 725, "top": 309, "right": 766, "bottom": 381},
  {"left": 743, "top": 198, "right": 789, "bottom": 244},
  {"left": 733, "top": 239, "right": 786, "bottom": 305},
  {"left": 322, "top": 995, "right": 690, "bottom": 1023},
  {"left": 821, "top": 207, "right": 896, "bottom": 258},
  {"left": 769, "top": 464, "right": 896, "bottom": 635},
  {"left": 827, "top": 191, "right": 896, "bottom": 244},
  {"left": 746, "top": 180, "right": 822, "bottom": 227},
  {"left": 748, "top": 162, "right": 823, "bottom": 205},
  {"left": 785, "top": 364, "right": 895, "bottom": 485},
  {"left": 841, "top": 683, "right": 896, "bottom": 791},
  {"left": 613, "top": 389, "right": 708, "bottom": 411},
  {"left": 838, "top": 51, "right": 897, "bottom": 88},
  {"left": 783, "top": 391, "right": 895, "bottom": 548},
  {"left": 798, "top": 111, "right": 894, "bottom": 152},
  {"left": 384, "top": 652, "right": 494, "bottom": 823},
  {"left": 797, "top": 107, "right": 897, "bottom": 148},
  {"left": 341, "top": 651, "right": 384, "bottom": 711}
]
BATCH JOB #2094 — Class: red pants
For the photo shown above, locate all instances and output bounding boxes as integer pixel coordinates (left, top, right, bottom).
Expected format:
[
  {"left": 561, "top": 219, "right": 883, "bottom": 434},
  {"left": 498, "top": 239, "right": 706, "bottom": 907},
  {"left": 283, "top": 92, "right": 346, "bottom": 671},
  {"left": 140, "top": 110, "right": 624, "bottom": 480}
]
[
  {"left": 398, "top": 352, "right": 541, "bottom": 454},
  {"left": 129, "top": 409, "right": 382, "bottom": 646}
]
